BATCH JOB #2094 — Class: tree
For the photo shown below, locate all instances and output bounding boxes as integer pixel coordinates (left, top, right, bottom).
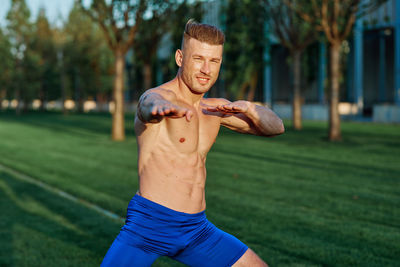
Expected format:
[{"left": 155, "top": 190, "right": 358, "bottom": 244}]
[
  {"left": 224, "top": 0, "right": 266, "bottom": 101},
  {"left": 63, "top": 3, "right": 114, "bottom": 113},
  {"left": 77, "top": 0, "right": 175, "bottom": 141},
  {"left": 0, "top": 28, "right": 15, "bottom": 104},
  {"left": 287, "top": 0, "right": 387, "bottom": 140},
  {"left": 264, "top": 0, "right": 316, "bottom": 130},
  {"left": 165, "top": 0, "right": 202, "bottom": 81},
  {"left": 6, "top": 0, "right": 33, "bottom": 114},
  {"left": 133, "top": 11, "right": 169, "bottom": 93},
  {"left": 133, "top": 0, "right": 202, "bottom": 95},
  {"left": 52, "top": 28, "right": 69, "bottom": 115},
  {"left": 32, "top": 8, "right": 60, "bottom": 110}
]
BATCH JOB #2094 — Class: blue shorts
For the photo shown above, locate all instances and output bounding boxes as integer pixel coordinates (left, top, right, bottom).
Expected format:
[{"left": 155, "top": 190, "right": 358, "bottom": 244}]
[{"left": 101, "top": 194, "right": 248, "bottom": 267}]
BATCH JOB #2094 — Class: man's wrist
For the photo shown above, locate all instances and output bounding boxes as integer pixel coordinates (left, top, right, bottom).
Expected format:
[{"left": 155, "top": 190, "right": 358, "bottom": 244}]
[{"left": 245, "top": 101, "right": 257, "bottom": 118}]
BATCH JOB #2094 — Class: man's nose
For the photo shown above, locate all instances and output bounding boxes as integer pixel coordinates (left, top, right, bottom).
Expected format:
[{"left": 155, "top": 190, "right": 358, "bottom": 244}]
[{"left": 200, "top": 61, "right": 210, "bottom": 75}]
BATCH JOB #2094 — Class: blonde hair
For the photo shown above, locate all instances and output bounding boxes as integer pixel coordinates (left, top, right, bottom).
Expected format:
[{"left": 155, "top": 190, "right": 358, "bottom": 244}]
[{"left": 181, "top": 19, "right": 225, "bottom": 49}]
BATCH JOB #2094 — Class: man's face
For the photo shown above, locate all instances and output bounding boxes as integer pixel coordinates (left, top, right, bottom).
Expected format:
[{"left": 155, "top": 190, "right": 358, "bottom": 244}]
[{"left": 176, "top": 38, "right": 223, "bottom": 94}]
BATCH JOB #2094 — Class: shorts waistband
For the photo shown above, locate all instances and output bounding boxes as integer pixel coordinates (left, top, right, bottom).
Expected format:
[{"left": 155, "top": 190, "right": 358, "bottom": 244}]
[{"left": 131, "top": 194, "right": 206, "bottom": 219}]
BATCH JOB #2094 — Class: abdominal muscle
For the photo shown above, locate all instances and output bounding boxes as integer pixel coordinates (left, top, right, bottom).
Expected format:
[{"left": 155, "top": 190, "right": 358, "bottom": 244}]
[
  {"left": 134, "top": 105, "right": 220, "bottom": 214},
  {"left": 137, "top": 142, "right": 208, "bottom": 214}
]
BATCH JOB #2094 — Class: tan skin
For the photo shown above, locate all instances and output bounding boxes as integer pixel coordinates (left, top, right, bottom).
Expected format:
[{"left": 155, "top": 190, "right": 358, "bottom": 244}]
[{"left": 135, "top": 38, "right": 284, "bottom": 266}]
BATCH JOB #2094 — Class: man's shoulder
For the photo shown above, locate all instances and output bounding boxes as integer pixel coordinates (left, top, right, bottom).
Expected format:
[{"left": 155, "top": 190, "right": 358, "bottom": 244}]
[{"left": 141, "top": 86, "right": 177, "bottom": 101}]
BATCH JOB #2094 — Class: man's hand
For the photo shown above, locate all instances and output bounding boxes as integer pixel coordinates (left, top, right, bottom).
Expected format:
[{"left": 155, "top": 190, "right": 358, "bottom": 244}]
[
  {"left": 204, "top": 98, "right": 284, "bottom": 136},
  {"left": 206, "top": 100, "right": 252, "bottom": 114},
  {"left": 137, "top": 90, "right": 194, "bottom": 123},
  {"left": 150, "top": 100, "right": 193, "bottom": 122}
]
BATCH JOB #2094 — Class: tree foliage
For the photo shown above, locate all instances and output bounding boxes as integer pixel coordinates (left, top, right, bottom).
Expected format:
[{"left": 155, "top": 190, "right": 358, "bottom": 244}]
[
  {"left": 264, "top": 0, "right": 317, "bottom": 130},
  {"left": 223, "top": 0, "right": 265, "bottom": 101},
  {"left": 265, "top": 0, "right": 316, "bottom": 52},
  {"left": 165, "top": 0, "right": 203, "bottom": 77},
  {"left": 77, "top": 0, "right": 179, "bottom": 141},
  {"left": 64, "top": 3, "right": 114, "bottom": 112},
  {"left": 285, "top": 0, "right": 388, "bottom": 141},
  {"left": 31, "top": 8, "right": 60, "bottom": 108},
  {"left": 6, "top": 0, "right": 34, "bottom": 113},
  {"left": 0, "top": 28, "right": 15, "bottom": 100},
  {"left": 132, "top": 0, "right": 203, "bottom": 94}
]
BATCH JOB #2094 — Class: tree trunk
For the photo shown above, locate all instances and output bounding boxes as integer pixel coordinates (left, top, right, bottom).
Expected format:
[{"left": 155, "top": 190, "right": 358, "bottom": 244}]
[
  {"left": 96, "top": 92, "right": 106, "bottom": 112},
  {"left": 329, "top": 43, "right": 342, "bottom": 141},
  {"left": 237, "top": 82, "right": 249, "bottom": 100},
  {"left": 143, "top": 62, "right": 152, "bottom": 90},
  {"left": 15, "top": 88, "right": 21, "bottom": 115},
  {"left": 74, "top": 68, "right": 84, "bottom": 113},
  {"left": 246, "top": 71, "right": 258, "bottom": 102},
  {"left": 0, "top": 89, "right": 5, "bottom": 108},
  {"left": 39, "top": 85, "right": 45, "bottom": 111},
  {"left": 22, "top": 95, "right": 29, "bottom": 113},
  {"left": 60, "top": 56, "right": 68, "bottom": 115},
  {"left": 15, "top": 60, "right": 21, "bottom": 116},
  {"left": 112, "top": 49, "right": 126, "bottom": 141},
  {"left": 292, "top": 50, "right": 302, "bottom": 130}
]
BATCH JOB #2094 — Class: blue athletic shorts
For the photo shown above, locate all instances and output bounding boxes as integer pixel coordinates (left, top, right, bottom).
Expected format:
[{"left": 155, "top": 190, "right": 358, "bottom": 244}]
[{"left": 101, "top": 194, "right": 248, "bottom": 267}]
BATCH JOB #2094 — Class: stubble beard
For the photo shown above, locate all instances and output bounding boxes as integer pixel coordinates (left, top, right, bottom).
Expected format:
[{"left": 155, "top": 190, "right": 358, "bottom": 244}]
[{"left": 180, "top": 70, "right": 217, "bottom": 95}]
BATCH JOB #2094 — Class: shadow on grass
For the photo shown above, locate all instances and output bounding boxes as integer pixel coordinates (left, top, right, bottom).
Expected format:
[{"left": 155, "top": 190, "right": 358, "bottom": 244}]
[
  {"left": 212, "top": 143, "right": 400, "bottom": 183},
  {"left": 0, "top": 170, "right": 121, "bottom": 266},
  {"left": 0, "top": 110, "right": 137, "bottom": 138},
  {"left": 218, "top": 121, "right": 400, "bottom": 157},
  {"left": 0, "top": 170, "right": 187, "bottom": 267}
]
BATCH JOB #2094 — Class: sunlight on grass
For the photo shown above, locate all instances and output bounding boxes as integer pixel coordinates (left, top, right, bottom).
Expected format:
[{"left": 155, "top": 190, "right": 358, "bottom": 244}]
[{"left": 0, "top": 111, "right": 399, "bottom": 266}]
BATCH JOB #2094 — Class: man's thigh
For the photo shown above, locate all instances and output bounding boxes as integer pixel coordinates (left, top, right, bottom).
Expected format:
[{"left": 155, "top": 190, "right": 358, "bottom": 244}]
[
  {"left": 232, "top": 248, "right": 268, "bottom": 267},
  {"left": 100, "top": 237, "right": 159, "bottom": 267},
  {"left": 173, "top": 222, "right": 248, "bottom": 267}
]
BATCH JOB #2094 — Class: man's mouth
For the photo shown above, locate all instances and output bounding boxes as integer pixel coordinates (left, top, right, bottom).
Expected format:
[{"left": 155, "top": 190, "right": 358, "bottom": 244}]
[{"left": 196, "top": 76, "right": 210, "bottom": 85}]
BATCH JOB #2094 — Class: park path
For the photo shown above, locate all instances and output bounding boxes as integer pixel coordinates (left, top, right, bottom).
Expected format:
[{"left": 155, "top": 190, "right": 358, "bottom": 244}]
[{"left": 0, "top": 163, "right": 125, "bottom": 223}]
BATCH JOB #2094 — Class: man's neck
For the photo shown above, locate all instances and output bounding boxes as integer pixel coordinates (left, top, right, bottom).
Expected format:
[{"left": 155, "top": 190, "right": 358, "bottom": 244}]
[{"left": 174, "top": 75, "right": 204, "bottom": 107}]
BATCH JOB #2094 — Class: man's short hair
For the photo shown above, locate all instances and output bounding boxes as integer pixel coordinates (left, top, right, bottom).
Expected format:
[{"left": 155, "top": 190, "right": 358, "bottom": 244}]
[{"left": 181, "top": 19, "right": 225, "bottom": 49}]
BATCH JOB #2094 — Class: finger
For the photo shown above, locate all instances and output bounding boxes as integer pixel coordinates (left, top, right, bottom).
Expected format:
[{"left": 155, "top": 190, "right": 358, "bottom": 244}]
[
  {"left": 206, "top": 106, "right": 218, "bottom": 111},
  {"left": 157, "top": 107, "right": 165, "bottom": 116},
  {"left": 226, "top": 105, "right": 239, "bottom": 111},
  {"left": 151, "top": 106, "right": 158, "bottom": 115},
  {"left": 185, "top": 110, "right": 193, "bottom": 122},
  {"left": 232, "top": 105, "right": 244, "bottom": 111},
  {"left": 170, "top": 112, "right": 184, "bottom": 118},
  {"left": 165, "top": 107, "right": 186, "bottom": 118},
  {"left": 223, "top": 104, "right": 234, "bottom": 109},
  {"left": 162, "top": 108, "right": 170, "bottom": 114},
  {"left": 218, "top": 105, "right": 234, "bottom": 112},
  {"left": 163, "top": 106, "right": 174, "bottom": 115},
  {"left": 219, "top": 106, "right": 242, "bottom": 113}
]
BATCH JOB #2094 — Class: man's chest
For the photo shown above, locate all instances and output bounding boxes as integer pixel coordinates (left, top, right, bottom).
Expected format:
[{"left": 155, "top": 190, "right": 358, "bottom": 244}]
[{"left": 163, "top": 107, "right": 221, "bottom": 155}]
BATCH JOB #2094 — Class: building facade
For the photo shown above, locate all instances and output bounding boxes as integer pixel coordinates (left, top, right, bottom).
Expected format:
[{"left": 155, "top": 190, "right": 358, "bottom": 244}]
[{"left": 263, "top": 0, "right": 400, "bottom": 122}]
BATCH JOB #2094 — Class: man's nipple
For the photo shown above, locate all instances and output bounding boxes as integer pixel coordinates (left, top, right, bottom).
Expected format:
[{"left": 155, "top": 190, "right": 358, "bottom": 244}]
[{"left": 179, "top": 137, "right": 185, "bottom": 143}]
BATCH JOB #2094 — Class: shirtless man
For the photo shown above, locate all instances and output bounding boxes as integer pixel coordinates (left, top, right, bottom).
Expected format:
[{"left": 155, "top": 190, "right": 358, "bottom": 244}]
[{"left": 101, "top": 20, "right": 284, "bottom": 267}]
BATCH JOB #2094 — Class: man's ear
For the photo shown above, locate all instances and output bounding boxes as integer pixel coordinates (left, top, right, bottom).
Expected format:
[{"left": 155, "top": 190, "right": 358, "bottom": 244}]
[{"left": 175, "top": 49, "right": 183, "bottom": 67}]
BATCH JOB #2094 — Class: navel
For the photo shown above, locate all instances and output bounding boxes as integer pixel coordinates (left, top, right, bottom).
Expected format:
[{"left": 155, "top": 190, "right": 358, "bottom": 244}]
[{"left": 179, "top": 137, "right": 186, "bottom": 143}]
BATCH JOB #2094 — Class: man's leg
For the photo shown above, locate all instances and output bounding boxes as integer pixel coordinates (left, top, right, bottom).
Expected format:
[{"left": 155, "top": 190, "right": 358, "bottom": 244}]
[
  {"left": 101, "top": 237, "right": 159, "bottom": 267},
  {"left": 232, "top": 248, "right": 268, "bottom": 267},
  {"left": 173, "top": 217, "right": 269, "bottom": 267},
  {"left": 173, "top": 220, "right": 250, "bottom": 267}
]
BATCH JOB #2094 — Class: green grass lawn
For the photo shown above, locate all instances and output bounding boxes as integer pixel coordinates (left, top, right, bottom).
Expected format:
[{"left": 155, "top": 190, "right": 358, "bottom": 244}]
[{"left": 0, "top": 110, "right": 399, "bottom": 266}]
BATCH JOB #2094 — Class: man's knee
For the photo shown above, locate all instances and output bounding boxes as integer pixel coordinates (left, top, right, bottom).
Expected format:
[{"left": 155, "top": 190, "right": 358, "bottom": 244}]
[{"left": 232, "top": 248, "right": 268, "bottom": 267}]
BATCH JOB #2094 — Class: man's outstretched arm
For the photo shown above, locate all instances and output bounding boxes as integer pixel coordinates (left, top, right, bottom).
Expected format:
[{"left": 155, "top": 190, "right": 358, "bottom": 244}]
[
  {"left": 206, "top": 99, "right": 284, "bottom": 137},
  {"left": 137, "top": 89, "right": 193, "bottom": 123}
]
